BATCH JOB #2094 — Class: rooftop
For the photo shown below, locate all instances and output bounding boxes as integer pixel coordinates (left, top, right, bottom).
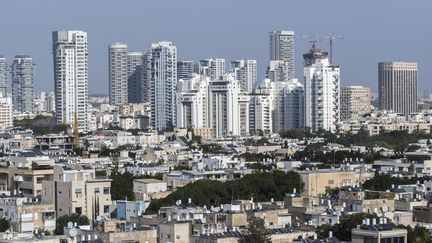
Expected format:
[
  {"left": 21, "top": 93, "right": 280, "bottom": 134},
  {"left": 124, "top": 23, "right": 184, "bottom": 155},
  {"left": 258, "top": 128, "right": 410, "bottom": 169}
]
[{"left": 134, "top": 178, "right": 165, "bottom": 184}]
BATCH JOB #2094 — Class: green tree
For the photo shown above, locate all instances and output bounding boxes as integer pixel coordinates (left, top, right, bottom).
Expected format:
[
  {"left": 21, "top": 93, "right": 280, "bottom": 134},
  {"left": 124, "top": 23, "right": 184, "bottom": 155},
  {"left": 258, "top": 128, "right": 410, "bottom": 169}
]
[
  {"left": 110, "top": 171, "right": 135, "bottom": 201},
  {"left": 0, "top": 218, "right": 10, "bottom": 232},
  {"left": 316, "top": 213, "right": 378, "bottom": 241},
  {"left": 396, "top": 224, "right": 431, "bottom": 243},
  {"left": 363, "top": 173, "right": 429, "bottom": 191},
  {"left": 54, "top": 214, "right": 89, "bottom": 235},
  {"left": 109, "top": 155, "right": 135, "bottom": 201},
  {"left": 239, "top": 217, "right": 271, "bottom": 243},
  {"left": 146, "top": 170, "right": 303, "bottom": 213}
]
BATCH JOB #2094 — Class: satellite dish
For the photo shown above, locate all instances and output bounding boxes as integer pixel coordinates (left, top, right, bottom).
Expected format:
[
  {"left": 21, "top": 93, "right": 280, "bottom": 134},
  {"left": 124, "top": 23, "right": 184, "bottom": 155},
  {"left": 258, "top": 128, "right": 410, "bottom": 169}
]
[{"left": 69, "top": 227, "right": 78, "bottom": 237}]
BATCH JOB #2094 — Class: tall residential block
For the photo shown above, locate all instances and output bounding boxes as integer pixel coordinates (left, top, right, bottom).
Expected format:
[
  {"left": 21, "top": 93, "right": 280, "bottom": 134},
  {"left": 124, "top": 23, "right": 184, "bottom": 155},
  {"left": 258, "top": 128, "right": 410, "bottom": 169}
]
[
  {"left": 340, "top": 86, "right": 372, "bottom": 121},
  {"left": 149, "top": 42, "right": 177, "bottom": 131},
  {"left": 176, "top": 75, "right": 209, "bottom": 130},
  {"left": 230, "top": 59, "right": 257, "bottom": 93},
  {"left": 207, "top": 74, "right": 243, "bottom": 137},
  {"left": 176, "top": 74, "right": 251, "bottom": 137},
  {"left": 108, "top": 43, "right": 128, "bottom": 105},
  {"left": 378, "top": 62, "right": 418, "bottom": 116},
  {"left": 199, "top": 58, "right": 225, "bottom": 80},
  {"left": 0, "top": 97, "right": 12, "bottom": 130},
  {"left": 304, "top": 46, "right": 340, "bottom": 133},
  {"left": 127, "top": 51, "right": 146, "bottom": 104},
  {"left": 249, "top": 94, "right": 272, "bottom": 133},
  {"left": 52, "top": 30, "right": 88, "bottom": 132},
  {"left": 177, "top": 60, "right": 198, "bottom": 81},
  {"left": 10, "top": 55, "right": 35, "bottom": 113},
  {"left": 255, "top": 79, "right": 304, "bottom": 133},
  {"left": 0, "top": 55, "right": 7, "bottom": 97},
  {"left": 269, "top": 30, "right": 295, "bottom": 81}
]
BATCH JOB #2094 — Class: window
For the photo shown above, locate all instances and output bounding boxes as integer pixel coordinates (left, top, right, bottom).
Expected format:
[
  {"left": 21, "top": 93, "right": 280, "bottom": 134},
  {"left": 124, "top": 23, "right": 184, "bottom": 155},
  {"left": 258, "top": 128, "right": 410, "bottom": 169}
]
[
  {"left": 75, "top": 188, "right": 82, "bottom": 198},
  {"left": 36, "top": 177, "right": 44, "bottom": 184},
  {"left": 380, "top": 238, "right": 392, "bottom": 243},
  {"left": 75, "top": 207, "right": 82, "bottom": 215},
  {"left": 393, "top": 237, "right": 405, "bottom": 243},
  {"left": 103, "top": 187, "right": 110, "bottom": 194},
  {"left": 104, "top": 205, "right": 110, "bottom": 213},
  {"left": 364, "top": 237, "right": 378, "bottom": 243},
  {"left": 328, "top": 180, "right": 334, "bottom": 184},
  {"left": 94, "top": 188, "right": 100, "bottom": 193}
]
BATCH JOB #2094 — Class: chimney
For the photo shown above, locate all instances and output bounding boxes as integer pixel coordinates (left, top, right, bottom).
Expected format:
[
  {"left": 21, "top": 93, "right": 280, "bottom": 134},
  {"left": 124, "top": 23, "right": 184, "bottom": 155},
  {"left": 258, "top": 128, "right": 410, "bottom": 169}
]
[
  {"left": 188, "top": 198, "right": 192, "bottom": 204},
  {"left": 329, "top": 231, "right": 333, "bottom": 238},
  {"left": 384, "top": 218, "right": 388, "bottom": 224},
  {"left": 372, "top": 218, "right": 376, "bottom": 225},
  {"left": 366, "top": 218, "right": 370, "bottom": 225},
  {"left": 293, "top": 188, "right": 297, "bottom": 194}
]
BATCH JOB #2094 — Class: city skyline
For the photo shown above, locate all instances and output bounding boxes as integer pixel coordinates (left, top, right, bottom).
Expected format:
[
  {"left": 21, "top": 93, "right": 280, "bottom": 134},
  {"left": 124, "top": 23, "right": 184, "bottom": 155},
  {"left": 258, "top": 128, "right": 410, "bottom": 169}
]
[{"left": 0, "top": 0, "right": 430, "bottom": 95}]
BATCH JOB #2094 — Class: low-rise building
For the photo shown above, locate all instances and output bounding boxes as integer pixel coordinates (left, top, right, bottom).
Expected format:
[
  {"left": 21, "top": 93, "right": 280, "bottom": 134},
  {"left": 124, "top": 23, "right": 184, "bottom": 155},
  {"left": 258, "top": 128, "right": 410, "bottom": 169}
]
[
  {"left": 351, "top": 221, "right": 407, "bottom": 243},
  {"left": 0, "top": 196, "right": 55, "bottom": 233},
  {"left": 41, "top": 164, "right": 112, "bottom": 220},
  {"left": 0, "top": 166, "right": 53, "bottom": 198},
  {"left": 34, "top": 134, "right": 73, "bottom": 152},
  {"left": 133, "top": 178, "right": 167, "bottom": 200},
  {"left": 71, "top": 219, "right": 157, "bottom": 243},
  {"left": 299, "top": 169, "right": 358, "bottom": 196}
]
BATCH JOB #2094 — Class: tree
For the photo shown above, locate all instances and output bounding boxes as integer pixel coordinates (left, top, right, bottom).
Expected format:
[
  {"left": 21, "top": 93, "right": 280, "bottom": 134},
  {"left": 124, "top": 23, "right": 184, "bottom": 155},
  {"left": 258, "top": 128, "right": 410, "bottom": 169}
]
[
  {"left": 0, "top": 218, "right": 10, "bottom": 232},
  {"left": 397, "top": 224, "right": 431, "bottom": 243},
  {"left": 363, "top": 173, "right": 429, "bottom": 191},
  {"left": 316, "top": 213, "right": 378, "bottom": 241},
  {"left": 110, "top": 171, "right": 135, "bottom": 201},
  {"left": 54, "top": 214, "right": 89, "bottom": 235},
  {"left": 146, "top": 170, "right": 304, "bottom": 213},
  {"left": 239, "top": 217, "right": 271, "bottom": 243}
]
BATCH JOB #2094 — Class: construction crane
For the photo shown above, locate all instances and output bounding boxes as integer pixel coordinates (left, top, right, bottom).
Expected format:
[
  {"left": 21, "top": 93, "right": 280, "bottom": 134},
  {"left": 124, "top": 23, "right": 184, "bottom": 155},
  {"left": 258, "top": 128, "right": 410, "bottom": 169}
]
[
  {"left": 73, "top": 112, "right": 79, "bottom": 149},
  {"left": 323, "top": 34, "right": 343, "bottom": 65}
]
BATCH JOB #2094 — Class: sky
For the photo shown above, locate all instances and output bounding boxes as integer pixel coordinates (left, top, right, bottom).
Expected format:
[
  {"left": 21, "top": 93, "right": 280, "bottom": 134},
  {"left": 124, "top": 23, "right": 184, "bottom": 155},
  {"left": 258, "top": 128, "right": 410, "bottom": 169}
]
[{"left": 0, "top": 0, "right": 431, "bottom": 96}]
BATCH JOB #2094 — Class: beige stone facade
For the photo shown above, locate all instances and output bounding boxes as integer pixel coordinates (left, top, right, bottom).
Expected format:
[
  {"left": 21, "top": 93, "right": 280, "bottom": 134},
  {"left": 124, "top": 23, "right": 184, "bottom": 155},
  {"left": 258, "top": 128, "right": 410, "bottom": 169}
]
[{"left": 300, "top": 169, "right": 358, "bottom": 196}]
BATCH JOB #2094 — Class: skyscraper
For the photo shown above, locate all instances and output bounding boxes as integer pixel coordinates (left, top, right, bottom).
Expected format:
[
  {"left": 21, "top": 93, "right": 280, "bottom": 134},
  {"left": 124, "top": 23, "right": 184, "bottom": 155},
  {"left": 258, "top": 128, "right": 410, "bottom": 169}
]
[
  {"left": 255, "top": 79, "right": 304, "bottom": 133},
  {"left": 340, "top": 86, "right": 372, "bottom": 121},
  {"left": 378, "top": 62, "right": 418, "bottom": 116},
  {"left": 176, "top": 75, "right": 209, "bottom": 129},
  {"left": 0, "top": 56, "right": 7, "bottom": 97},
  {"left": 10, "top": 55, "right": 34, "bottom": 113},
  {"left": 149, "top": 41, "right": 177, "bottom": 131},
  {"left": 207, "top": 74, "right": 242, "bottom": 137},
  {"left": 304, "top": 46, "right": 340, "bottom": 133},
  {"left": 269, "top": 30, "right": 295, "bottom": 81},
  {"left": 127, "top": 51, "right": 145, "bottom": 104},
  {"left": 108, "top": 43, "right": 128, "bottom": 105},
  {"left": 52, "top": 30, "right": 88, "bottom": 132},
  {"left": 199, "top": 58, "right": 225, "bottom": 80},
  {"left": 0, "top": 97, "right": 12, "bottom": 130},
  {"left": 177, "top": 60, "right": 198, "bottom": 81},
  {"left": 230, "top": 59, "right": 257, "bottom": 93}
]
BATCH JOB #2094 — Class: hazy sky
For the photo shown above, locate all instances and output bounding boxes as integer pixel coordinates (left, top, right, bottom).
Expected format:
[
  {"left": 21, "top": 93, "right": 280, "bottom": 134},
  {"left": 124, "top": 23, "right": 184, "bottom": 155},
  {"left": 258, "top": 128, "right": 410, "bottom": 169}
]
[{"left": 1, "top": 0, "right": 430, "bottom": 95}]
